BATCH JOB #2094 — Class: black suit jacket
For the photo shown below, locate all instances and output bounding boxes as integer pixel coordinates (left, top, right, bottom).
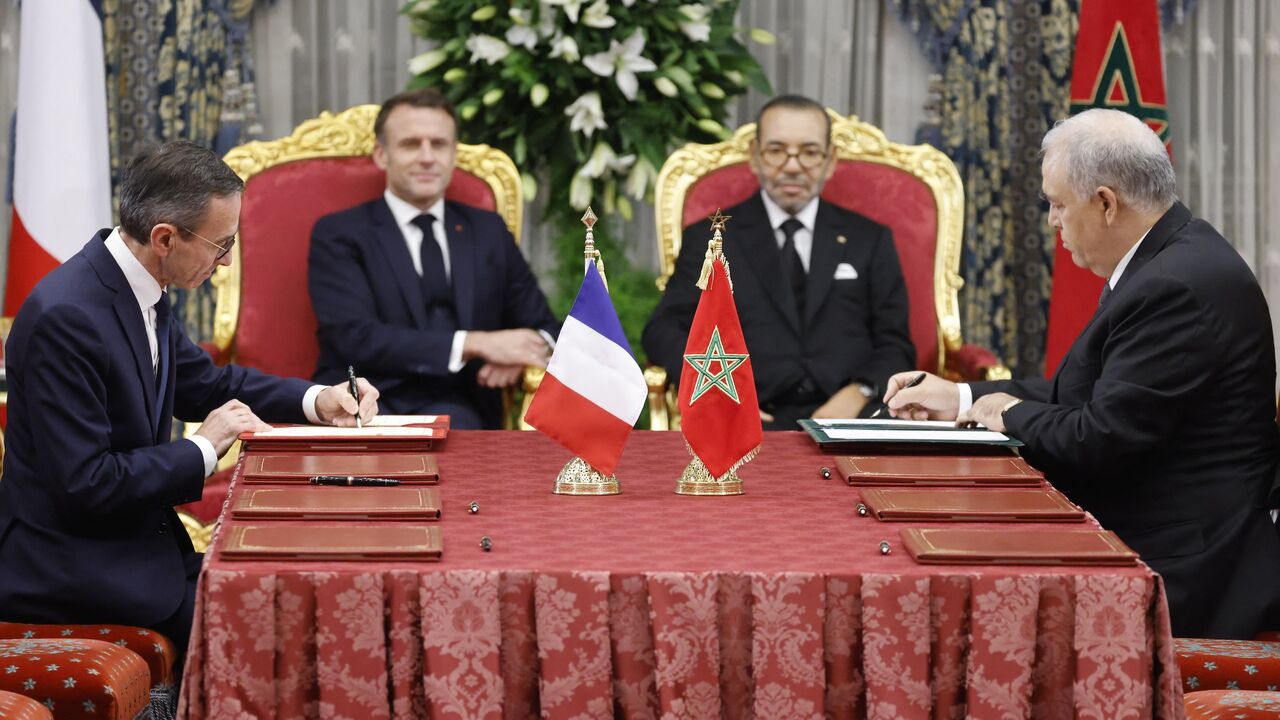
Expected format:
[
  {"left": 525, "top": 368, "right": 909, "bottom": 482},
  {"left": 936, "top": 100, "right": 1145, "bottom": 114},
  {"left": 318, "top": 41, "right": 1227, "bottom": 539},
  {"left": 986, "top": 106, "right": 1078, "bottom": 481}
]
[
  {"left": 308, "top": 198, "right": 559, "bottom": 428},
  {"left": 974, "top": 203, "right": 1280, "bottom": 639},
  {"left": 0, "top": 232, "right": 312, "bottom": 628},
  {"left": 642, "top": 194, "right": 914, "bottom": 418}
]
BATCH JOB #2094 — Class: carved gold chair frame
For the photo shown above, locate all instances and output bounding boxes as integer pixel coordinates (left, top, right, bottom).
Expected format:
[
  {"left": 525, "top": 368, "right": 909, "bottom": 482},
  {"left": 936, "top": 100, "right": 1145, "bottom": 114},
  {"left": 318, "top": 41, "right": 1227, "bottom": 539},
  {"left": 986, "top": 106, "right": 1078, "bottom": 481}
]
[
  {"left": 213, "top": 104, "right": 523, "bottom": 354},
  {"left": 211, "top": 104, "right": 538, "bottom": 430}
]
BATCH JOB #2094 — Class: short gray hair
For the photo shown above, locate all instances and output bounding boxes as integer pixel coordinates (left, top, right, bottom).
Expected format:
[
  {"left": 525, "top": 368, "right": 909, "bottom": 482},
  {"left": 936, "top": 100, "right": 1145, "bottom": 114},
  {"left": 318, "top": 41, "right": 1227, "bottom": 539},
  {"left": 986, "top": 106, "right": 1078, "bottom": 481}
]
[
  {"left": 1041, "top": 108, "right": 1177, "bottom": 215},
  {"left": 118, "top": 141, "right": 244, "bottom": 243}
]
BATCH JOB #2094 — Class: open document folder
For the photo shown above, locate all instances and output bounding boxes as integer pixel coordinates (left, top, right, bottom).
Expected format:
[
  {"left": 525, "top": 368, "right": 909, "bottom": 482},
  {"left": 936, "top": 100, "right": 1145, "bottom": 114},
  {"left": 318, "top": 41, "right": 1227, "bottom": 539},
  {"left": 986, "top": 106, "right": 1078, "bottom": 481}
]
[{"left": 798, "top": 418, "right": 1023, "bottom": 451}]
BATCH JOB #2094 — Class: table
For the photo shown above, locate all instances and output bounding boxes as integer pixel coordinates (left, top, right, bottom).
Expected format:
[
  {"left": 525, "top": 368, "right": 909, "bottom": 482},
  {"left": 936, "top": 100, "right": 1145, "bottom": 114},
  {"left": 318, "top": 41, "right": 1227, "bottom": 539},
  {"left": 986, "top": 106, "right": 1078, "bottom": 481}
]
[{"left": 178, "top": 431, "right": 1183, "bottom": 719}]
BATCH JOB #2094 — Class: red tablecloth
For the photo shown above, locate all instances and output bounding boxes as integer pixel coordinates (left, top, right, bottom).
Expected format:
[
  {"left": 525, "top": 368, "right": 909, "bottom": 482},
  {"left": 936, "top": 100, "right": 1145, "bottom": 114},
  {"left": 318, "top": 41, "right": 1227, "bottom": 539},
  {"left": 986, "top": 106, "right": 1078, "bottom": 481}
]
[{"left": 178, "top": 431, "right": 1184, "bottom": 719}]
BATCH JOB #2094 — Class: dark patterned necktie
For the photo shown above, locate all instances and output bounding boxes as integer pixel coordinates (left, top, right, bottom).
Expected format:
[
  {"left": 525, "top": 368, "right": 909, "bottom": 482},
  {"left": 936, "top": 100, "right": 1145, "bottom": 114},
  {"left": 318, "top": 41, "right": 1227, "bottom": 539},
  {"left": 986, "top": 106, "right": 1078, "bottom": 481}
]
[
  {"left": 411, "top": 213, "right": 451, "bottom": 306},
  {"left": 153, "top": 297, "right": 171, "bottom": 430},
  {"left": 779, "top": 217, "right": 807, "bottom": 318}
]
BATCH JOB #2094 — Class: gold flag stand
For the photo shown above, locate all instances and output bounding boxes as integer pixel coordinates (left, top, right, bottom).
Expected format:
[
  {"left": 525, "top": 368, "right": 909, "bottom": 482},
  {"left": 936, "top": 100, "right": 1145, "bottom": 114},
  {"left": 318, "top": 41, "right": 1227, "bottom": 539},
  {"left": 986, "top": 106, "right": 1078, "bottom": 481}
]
[
  {"left": 676, "top": 208, "right": 746, "bottom": 497},
  {"left": 553, "top": 207, "right": 621, "bottom": 496},
  {"left": 676, "top": 456, "right": 743, "bottom": 496}
]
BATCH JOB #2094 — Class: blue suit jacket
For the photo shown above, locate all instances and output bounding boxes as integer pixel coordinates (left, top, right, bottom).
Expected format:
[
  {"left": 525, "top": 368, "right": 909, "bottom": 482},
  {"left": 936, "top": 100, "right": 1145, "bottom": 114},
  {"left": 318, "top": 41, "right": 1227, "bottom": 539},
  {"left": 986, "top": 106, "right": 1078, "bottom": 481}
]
[
  {"left": 308, "top": 198, "right": 558, "bottom": 428},
  {"left": 0, "top": 231, "right": 312, "bottom": 627}
]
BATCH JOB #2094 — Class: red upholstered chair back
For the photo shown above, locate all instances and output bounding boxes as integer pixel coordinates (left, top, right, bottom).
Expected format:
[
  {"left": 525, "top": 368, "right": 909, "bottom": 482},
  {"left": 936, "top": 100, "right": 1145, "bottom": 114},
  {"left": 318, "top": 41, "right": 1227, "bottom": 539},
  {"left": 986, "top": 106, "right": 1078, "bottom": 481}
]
[
  {"left": 212, "top": 105, "right": 523, "bottom": 381},
  {"left": 657, "top": 111, "right": 964, "bottom": 374},
  {"left": 678, "top": 162, "right": 941, "bottom": 371}
]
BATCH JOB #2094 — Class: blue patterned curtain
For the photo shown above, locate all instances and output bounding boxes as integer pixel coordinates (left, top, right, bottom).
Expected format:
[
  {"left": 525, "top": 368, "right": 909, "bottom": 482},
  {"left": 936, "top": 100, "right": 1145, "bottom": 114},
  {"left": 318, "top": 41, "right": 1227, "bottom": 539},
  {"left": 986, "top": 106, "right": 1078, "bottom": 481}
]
[
  {"left": 889, "top": 0, "right": 1197, "bottom": 376},
  {"left": 103, "top": 0, "right": 262, "bottom": 343},
  {"left": 889, "top": 0, "right": 1076, "bottom": 376}
]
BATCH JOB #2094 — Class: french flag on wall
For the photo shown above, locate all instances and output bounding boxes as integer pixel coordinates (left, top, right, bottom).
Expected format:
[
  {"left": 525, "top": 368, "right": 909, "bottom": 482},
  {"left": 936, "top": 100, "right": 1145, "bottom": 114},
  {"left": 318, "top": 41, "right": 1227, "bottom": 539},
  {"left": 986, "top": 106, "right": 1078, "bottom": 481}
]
[
  {"left": 525, "top": 261, "right": 646, "bottom": 475},
  {"left": 6, "top": 0, "right": 112, "bottom": 315}
]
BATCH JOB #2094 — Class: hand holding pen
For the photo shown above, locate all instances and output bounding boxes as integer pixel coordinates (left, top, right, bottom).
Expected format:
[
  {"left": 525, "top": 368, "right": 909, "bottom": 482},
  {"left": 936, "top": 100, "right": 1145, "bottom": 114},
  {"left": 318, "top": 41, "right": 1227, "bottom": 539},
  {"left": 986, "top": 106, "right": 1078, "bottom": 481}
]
[
  {"left": 871, "top": 372, "right": 926, "bottom": 418},
  {"left": 348, "top": 365, "right": 363, "bottom": 429},
  {"left": 314, "top": 371, "right": 379, "bottom": 427},
  {"left": 881, "top": 371, "right": 960, "bottom": 421}
]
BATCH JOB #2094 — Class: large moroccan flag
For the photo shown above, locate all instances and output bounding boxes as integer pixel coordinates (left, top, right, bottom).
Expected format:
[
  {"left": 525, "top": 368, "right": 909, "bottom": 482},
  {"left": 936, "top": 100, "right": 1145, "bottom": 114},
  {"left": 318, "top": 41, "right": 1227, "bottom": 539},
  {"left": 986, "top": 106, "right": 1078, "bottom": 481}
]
[
  {"left": 1043, "top": 0, "right": 1170, "bottom": 375},
  {"left": 6, "top": 0, "right": 112, "bottom": 315},
  {"left": 678, "top": 255, "right": 762, "bottom": 478}
]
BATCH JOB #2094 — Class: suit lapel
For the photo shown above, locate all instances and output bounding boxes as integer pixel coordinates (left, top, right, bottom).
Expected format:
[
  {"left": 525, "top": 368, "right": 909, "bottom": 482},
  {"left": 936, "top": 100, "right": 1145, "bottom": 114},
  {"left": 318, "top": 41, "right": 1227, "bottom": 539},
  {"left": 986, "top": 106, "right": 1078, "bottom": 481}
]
[
  {"left": 445, "top": 203, "right": 476, "bottom": 330},
  {"left": 735, "top": 195, "right": 801, "bottom": 334},
  {"left": 803, "top": 202, "right": 840, "bottom": 329},
  {"left": 84, "top": 236, "right": 159, "bottom": 428},
  {"left": 372, "top": 199, "right": 429, "bottom": 329}
]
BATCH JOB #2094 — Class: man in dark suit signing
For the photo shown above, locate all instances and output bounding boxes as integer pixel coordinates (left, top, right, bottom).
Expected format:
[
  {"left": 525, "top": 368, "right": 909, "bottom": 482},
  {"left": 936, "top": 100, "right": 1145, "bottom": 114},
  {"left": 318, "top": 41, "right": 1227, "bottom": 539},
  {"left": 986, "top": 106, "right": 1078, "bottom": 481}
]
[
  {"left": 642, "top": 95, "right": 915, "bottom": 429},
  {"left": 308, "top": 88, "right": 559, "bottom": 429},
  {"left": 0, "top": 141, "right": 381, "bottom": 651},
  {"left": 886, "top": 108, "right": 1280, "bottom": 639}
]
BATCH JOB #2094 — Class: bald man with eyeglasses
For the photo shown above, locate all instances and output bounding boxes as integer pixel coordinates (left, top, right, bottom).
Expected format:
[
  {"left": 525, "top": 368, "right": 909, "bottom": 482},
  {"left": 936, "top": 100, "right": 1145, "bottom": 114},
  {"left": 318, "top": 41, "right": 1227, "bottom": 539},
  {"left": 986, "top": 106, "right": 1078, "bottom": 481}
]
[{"left": 642, "top": 95, "right": 915, "bottom": 429}]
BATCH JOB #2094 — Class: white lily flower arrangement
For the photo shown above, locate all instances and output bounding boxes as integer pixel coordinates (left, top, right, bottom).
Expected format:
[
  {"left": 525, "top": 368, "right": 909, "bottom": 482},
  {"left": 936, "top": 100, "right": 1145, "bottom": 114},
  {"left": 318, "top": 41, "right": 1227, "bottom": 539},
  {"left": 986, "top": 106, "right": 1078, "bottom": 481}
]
[
  {"left": 403, "top": 0, "right": 770, "bottom": 352},
  {"left": 404, "top": 0, "right": 770, "bottom": 216}
]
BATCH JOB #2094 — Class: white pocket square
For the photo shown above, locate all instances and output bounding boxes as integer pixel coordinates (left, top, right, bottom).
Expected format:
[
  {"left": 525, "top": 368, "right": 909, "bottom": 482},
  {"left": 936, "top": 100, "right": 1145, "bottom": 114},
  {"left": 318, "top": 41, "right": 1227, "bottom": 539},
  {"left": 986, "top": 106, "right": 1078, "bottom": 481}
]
[{"left": 833, "top": 262, "right": 859, "bottom": 280}]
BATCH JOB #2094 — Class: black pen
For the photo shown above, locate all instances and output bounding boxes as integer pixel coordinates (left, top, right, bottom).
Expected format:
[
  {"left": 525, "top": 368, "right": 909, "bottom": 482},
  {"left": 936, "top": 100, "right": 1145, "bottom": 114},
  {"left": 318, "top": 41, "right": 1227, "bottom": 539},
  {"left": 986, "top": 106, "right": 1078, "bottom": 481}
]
[
  {"left": 347, "top": 365, "right": 362, "bottom": 429},
  {"left": 309, "top": 475, "right": 401, "bottom": 487},
  {"left": 871, "top": 371, "right": 928, "bottom": 418}
]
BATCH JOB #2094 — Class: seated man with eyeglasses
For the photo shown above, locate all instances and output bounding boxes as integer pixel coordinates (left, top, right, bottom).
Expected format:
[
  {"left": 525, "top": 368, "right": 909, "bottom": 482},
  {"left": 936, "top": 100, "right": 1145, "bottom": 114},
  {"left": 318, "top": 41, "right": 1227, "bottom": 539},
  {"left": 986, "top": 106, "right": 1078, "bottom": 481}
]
[
  {"left": 642, "top": 94, "right": 915, "bottom": 428},
  {"left": 0, "top": 140, "right": 382, "bottom": 657}
]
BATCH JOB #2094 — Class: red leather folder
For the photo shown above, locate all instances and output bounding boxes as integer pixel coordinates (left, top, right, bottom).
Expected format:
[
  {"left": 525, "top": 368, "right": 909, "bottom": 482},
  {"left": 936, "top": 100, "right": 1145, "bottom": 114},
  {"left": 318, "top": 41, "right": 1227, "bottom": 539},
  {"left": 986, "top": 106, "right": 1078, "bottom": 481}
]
[
  {"left": 900, "top": 528, "right": 1139, "bottom": 566},
  {"left": 239, "top": 424, "right": 446, "bottom": 453},
  {"left": 241, "top": 453, "right": 440, "bottom": 484},
  {"left": 858, "top": 487, "right": 1085, "bottom": 522},
  {"left": 835, "top": 455, "right": 1043, "bottom": 486},
  {"left": 221, "top": 524, "right": 443, "bottom": 561},
  {"left": 230, "top": 487, "right": 442, "bottom": 520}
]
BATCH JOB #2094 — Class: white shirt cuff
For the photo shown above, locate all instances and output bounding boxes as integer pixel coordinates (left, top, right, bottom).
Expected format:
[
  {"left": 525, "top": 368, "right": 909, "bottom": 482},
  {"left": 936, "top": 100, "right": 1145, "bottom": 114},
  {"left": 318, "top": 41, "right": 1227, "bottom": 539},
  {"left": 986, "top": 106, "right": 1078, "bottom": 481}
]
[
  {"left": 449, "top": 331, "right": 468, "bottom": 373},
  {"left": 957, "top": 383, "right": 974, "bottom": 416},
  {"left": 538, "top": 329, "right": 556, "bottom": 352},
  {"left": 188, "top": 435, "right": 218, "bottom": 478},
  {"left": 302, "top": 384, "right": 326, "bottom": 425}
]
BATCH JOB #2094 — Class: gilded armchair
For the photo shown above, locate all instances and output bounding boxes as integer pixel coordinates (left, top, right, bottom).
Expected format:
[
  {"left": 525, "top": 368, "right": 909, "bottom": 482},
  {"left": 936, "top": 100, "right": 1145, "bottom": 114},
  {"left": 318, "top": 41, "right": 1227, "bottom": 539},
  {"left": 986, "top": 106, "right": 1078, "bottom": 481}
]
[{"left": 646, "top": 110, "right": 1008, "bottom": 429}]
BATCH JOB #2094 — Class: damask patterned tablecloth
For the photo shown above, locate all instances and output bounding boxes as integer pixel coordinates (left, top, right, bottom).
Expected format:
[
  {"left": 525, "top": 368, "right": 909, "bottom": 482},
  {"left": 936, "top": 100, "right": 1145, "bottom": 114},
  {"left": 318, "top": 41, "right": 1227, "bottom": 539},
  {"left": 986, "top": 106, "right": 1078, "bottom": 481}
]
[{"left": 178, "top": 431, "right": 1184, "bottom": 719}]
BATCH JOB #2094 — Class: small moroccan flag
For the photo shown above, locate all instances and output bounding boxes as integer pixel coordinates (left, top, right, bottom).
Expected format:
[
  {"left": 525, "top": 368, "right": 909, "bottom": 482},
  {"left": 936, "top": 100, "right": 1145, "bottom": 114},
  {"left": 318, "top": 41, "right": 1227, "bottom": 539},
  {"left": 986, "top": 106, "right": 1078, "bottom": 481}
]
[{"left": 678, "top": 253, "right": 763, "bottom": 478}]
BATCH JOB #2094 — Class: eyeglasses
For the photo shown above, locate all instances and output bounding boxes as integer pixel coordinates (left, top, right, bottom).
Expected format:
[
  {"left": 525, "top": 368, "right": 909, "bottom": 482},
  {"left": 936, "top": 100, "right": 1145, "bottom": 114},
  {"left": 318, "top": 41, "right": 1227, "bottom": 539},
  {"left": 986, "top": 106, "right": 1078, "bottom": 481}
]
[
  {"left": 179, "top": 226, "right": 236, "bottom": 262},
  {"left": 758, "top": 145, "right": 829, "bottom": 170}
]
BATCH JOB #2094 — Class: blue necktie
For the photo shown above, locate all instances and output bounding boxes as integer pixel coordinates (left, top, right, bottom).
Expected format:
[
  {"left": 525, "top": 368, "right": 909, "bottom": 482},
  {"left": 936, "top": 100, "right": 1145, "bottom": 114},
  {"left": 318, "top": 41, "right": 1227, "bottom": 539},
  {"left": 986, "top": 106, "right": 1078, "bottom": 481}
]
[
  {"left": 154, "top": 297, "right": 171, "bottom": 416},
  {"left": 411, "top": 213, "right": 452, "bottom": 306},
  {"left": 410, "top": 213, "right": 457, "bottom": 332}
]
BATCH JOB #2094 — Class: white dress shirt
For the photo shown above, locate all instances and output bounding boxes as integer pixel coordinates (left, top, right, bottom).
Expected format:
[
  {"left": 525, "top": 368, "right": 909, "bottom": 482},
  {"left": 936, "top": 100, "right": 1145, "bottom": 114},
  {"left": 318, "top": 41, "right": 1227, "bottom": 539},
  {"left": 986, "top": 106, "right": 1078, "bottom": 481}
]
[
  {"left": 384, "top": 191, "right": 469, "bottom": 372},
  {"left": 955, "top": 227, "right": 1152, "bottom": 415},
  {"left": 104, "top": 228, "right": 324, "bottom": 477},
  {"left": 760, "top": 191, "right": 820, "bottom": 272}
]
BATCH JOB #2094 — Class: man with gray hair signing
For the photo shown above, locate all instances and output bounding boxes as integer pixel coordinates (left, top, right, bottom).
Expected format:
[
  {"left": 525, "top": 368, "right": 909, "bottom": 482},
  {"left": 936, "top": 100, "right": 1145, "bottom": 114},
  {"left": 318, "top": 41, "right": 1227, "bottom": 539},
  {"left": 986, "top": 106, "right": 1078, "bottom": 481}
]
[{"left": 884, "top": 108, "right": 1280, "bottom": 639}]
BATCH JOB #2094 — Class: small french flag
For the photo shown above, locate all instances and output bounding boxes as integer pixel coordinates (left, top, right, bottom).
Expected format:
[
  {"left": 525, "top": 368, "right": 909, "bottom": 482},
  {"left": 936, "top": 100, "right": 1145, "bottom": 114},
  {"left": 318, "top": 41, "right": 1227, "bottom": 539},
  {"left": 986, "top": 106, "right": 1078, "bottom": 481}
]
[{"left": 524, "top": 260, "right": 646, "bottom": 475}]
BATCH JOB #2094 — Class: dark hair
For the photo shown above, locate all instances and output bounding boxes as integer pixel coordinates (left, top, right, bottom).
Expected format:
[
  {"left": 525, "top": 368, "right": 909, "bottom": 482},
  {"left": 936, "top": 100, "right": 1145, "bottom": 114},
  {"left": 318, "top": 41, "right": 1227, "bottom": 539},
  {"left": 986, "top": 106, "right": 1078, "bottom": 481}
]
[
  {"left": 755, "top": 94, "right": 832, "bottom": 145},
  {"left": 374, "top": 88, "right": 457, "bottom": 142},
  {"left": 118, "top": 141, "right": 243, "bottom": 243}
]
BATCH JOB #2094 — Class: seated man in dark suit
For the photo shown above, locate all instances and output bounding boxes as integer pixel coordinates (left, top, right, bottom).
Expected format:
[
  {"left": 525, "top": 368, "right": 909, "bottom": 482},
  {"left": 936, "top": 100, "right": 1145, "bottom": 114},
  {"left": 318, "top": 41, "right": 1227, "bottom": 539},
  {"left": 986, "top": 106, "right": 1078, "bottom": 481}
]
[
  {"left": 642, "top": 95, "right": 915, "bottom": 430},
  {"left": 308, "top": 88, "right": 559, "bottom": 429},
  {"left": 886, "top": 109, "right": 1280, "bottom": 639},
  {"left": 0, "top": 141, "right": 381, "bottom": 652}
]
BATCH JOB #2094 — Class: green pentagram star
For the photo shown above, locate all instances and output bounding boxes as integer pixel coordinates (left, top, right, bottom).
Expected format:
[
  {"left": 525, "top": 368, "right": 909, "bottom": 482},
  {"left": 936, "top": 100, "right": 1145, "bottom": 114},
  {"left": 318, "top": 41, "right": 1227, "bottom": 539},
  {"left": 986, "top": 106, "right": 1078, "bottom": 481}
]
[{"left": 684, "top": 327, "right": 749, "bottom": 404}]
